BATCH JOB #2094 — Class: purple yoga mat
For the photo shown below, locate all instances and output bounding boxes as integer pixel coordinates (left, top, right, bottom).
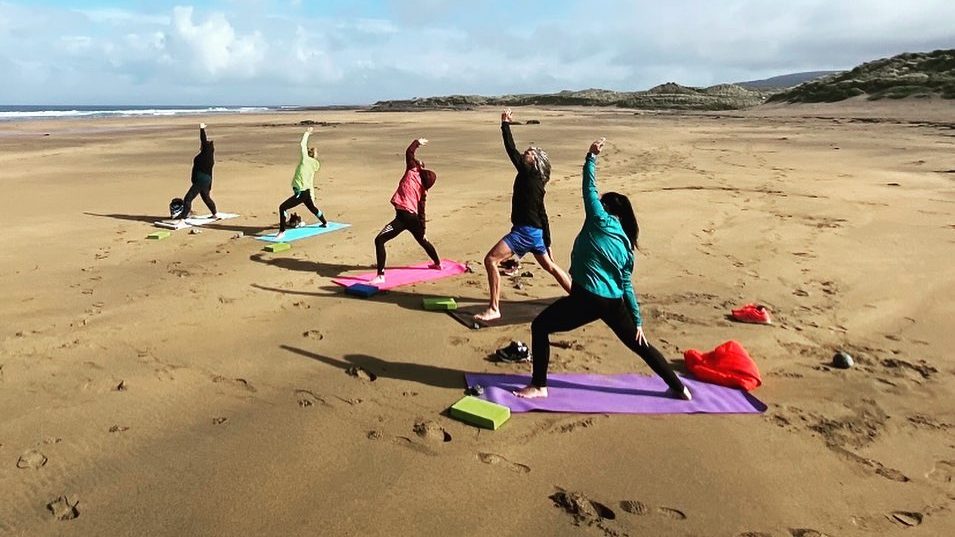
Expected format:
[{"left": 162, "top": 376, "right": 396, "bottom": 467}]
[{"left": 464, "top": 373, "right": 767, "bottom": 414}]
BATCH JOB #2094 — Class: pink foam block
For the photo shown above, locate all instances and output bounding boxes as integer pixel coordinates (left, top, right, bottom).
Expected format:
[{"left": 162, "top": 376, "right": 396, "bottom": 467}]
[{"left": 332, "top": 259, "right": 467, "bottom": 291}]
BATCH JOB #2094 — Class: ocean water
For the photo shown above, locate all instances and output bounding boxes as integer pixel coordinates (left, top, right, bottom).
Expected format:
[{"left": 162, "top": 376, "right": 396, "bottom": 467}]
[{"left": 0, "top": 105, "right": 278, "bottom": 121}]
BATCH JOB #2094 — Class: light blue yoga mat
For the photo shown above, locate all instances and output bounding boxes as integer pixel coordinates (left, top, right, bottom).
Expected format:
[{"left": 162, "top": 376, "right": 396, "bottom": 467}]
[{"left": 255, "top": 222, "right": 350, "bottom": 243}]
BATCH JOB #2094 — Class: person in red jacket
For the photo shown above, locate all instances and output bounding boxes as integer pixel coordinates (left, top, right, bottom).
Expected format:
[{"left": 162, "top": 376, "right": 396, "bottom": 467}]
[{"left": 370, "top": 138, "right": 441, "bottom": 285}]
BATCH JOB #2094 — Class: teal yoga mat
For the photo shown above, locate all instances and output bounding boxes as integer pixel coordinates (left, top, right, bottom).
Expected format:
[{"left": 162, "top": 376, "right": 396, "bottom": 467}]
[{"left": 256, "top": 222, "right": 350, "bottom": 243}]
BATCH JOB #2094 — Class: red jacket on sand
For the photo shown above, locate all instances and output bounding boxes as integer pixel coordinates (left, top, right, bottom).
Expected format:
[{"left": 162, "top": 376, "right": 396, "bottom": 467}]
[{"left": 684, "top": 340, "right": 762, "bottom": 391}]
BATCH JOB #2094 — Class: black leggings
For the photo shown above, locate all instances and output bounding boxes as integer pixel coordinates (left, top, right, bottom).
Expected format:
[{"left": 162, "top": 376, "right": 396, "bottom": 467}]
[
  {"left": 374, "top": 209, "right": 440, "bottom": 275},
  {"left": 182, "top": 176, "right": 216, "bottom": 218},
  {"left": 531, "top": 284, "right": 685, "bottom": 391},
  {"left": 279, "top": 190, "right": 325, "bottom": 232}
]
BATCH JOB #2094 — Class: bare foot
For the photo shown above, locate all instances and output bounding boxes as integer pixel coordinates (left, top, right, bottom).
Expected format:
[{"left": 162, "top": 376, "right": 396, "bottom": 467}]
[
  {"left": 514, "top": 385, "right": 548, "bottom": 399},
  {"left": 474, "top": 308, "right": 501, "bottom": 322},
  {"left": 369, "top": 274, "right": 385, "bottom": 286},
  {"left": 274, "top": 231, "right": 286, "bottom": 240},
  {"left": 429, "top": 262, "right": 442, "bottom": 270}
]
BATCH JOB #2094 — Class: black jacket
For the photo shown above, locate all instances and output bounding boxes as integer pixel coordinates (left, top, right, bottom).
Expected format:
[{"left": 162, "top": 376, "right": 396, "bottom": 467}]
[{"left": 192, "top": 128, "right": 215, "bottom": 177}]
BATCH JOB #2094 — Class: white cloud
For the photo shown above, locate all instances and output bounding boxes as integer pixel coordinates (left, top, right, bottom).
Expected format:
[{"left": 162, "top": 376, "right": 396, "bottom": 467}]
[
  {"left": 171, "top": 6, "right": 267, "bottom": 78},
  {"left": 0, "top": 1, "right": 952, "bottom": 104}
]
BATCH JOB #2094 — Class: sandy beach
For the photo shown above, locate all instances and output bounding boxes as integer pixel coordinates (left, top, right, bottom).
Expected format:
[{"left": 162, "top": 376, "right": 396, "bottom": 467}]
[{"left": 1, "top": 103, "right": 953, "bottom": 536}]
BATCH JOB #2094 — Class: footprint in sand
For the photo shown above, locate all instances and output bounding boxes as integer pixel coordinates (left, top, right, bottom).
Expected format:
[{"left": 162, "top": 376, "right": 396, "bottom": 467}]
[
  {"left": 619, "top": 500, "right": 686, "bottom": 520},
  {"left": 551, "top": 490, "right": 616, "bottom": 521},
  {"left": 477, "top": 452, "right": 530, "bottom": 474},
  {"left": 212, "top": 375, "right": 257, "bottom": 393},
  {"left": 346, "top": 366, "right": 377, "bottom": 382},
  {"left": 737, "top": 533, "right": 773, "bottom": 537},
  {"left": 108, "top": 425, "right": 129, "bottom": 433},
  {"left": 927, "top": 460, "right": 955, "bottom": 483},
  {"left": 413, "top": 420, "right": 451, "bottom": 443},
  {"left": 656, "top": 507, "right": 687, "bottom": 520},
  {"left": 212, "top": 417, "right": 228, "bottom": 425},
  {"left": 295, "top": 389, "right": 327, "bottom": 408},
  {"left": 790, "top": 530, "right": 832, "bottom": 537},
  {"left": 17, "top": 449, "right": 48, "bottom": 469},
  {"left": 887, "top": 511, "right": 923, "bottom": 528},
  {"left": 302, "top": 330, "right": 324, "bottom": 340},
  {"left": 47, "top": 495, "right": 79, "bottom": 520}
]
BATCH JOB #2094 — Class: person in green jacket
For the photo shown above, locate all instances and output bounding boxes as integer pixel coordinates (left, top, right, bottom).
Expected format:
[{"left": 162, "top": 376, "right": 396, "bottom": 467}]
[
  {"left": 514, "top": 138, "right": 691, "bottom": 401},
  {"left": 274, "top": 127, "right": 327, "bottom": 240}
]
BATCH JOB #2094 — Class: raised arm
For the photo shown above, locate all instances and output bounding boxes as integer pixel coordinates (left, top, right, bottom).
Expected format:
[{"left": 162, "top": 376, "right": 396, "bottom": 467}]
[
  {"left": 300, "top": 127, "right": 312, "bottom": 160},
  {"left": 405, "top": 138, "right": 427, "bottom": 170},
  {"left": 501, "top": 108, "right": 523, "bottom": 170},
  {"left": 199, "top": 123, "right": 208, "bottom": 146},
  {"left": 583, "top": 138, "right": 609, "bottom": 221}
]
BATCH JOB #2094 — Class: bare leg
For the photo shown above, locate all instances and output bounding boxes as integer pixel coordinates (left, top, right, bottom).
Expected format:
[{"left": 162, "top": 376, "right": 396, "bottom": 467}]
[
  {"left": 476, "top": 239, "right": 514, "bottom": 322},
  {"left": 533, "top": 251, "right": 572, "bottom": 293}
]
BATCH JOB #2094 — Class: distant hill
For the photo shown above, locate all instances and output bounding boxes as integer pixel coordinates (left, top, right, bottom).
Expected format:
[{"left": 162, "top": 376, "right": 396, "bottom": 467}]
[
  {"left": 371, "top": 83, "right": 768, "bottom": 112},
  {"left": 768, "top": 49, "right": 955, "bottom": 103},
  {"left": 737, "top": 71, "right": 841, "bottom": 90}
]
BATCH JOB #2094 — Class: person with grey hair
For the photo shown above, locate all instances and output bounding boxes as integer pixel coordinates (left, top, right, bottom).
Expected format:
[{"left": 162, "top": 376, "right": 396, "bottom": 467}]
[{"left": 475, "top": 108, "right": 572, "bottom": 322}]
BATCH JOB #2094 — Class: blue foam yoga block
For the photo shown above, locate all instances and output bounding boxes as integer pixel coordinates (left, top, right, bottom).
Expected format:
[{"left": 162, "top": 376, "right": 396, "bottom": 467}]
[{"left": 345, "top": 283, "right": 379, "bottom": 298}]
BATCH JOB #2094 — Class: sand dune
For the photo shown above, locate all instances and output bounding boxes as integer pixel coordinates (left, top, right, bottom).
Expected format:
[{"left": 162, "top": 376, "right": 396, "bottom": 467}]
[{"left": 0, "top": 106, "right": 952, "bottom": 536}]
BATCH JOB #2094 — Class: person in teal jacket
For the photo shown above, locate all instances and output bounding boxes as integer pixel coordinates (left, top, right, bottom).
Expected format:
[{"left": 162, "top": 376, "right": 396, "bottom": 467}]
[
  {"left": 274, "top": 127, "right": 327, "bottom": 240},
  {"left": 514, "top": 138, "right": 691, "bottom": 401}
]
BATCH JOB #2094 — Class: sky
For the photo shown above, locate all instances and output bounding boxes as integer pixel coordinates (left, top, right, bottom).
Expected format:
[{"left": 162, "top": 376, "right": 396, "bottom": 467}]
[{"left": 1, "top": 0, "right": 953, "bottom": 105}]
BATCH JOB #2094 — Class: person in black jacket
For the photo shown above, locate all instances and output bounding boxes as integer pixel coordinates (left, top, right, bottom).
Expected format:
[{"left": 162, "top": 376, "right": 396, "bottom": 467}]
[
  {"left": 175, "top": 123, "right": 218, "bottom": 220},
  {"left": 475, "top": 108, "right": 572, "bottom": 322}
]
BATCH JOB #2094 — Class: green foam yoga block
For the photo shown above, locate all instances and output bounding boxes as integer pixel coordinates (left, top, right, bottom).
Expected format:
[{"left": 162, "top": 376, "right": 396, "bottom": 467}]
[
  {"left": 423, "top": 297, "right": 457, "bottom": 311},
  {"left": 147, "top": 231, "right": 171, "bottom": 240},
  {"left": 264, "top": 242, "right": 291, "bottom": 253},
  {"left": 449, "top": 396, "right": 510, "bottom": 430}
]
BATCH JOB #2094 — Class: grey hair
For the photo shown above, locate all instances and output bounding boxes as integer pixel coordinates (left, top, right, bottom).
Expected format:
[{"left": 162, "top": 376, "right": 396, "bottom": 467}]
[{"left": 527, "top": 146, "right": 551, "bottom": 184}]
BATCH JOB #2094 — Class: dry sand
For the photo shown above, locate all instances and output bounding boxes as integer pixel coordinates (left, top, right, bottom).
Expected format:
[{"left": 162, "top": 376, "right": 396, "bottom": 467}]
[{"left": 0, "top": 104, "right": 953, "bottom": 537}]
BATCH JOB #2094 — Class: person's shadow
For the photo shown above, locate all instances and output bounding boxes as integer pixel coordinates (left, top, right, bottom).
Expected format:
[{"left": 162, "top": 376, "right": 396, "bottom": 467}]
[
  {"left": 84, "top": 212, "right": 275, "bottom": 236},
  {"left": 280, "top": 345, "right": 466, "bottom": 389},
  {"left": 255, "top": 281, "right": 553, "bottom": 328},
  {"left": 249, "top": 253, "right": 367, "bottom": 279}
]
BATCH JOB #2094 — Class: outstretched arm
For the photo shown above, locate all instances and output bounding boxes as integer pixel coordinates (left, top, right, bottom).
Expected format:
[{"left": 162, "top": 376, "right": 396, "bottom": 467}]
[
  {"left": 199, "top": 123, "right": 208, "bottom": 146},
  {"left": 583, "top": 138, "right": 609, "bottom": 221},
  {"left": 405, "top": 138, "right": 427, "bottom": 170},
  {"left": 300, "top": 127, "right": 313, "bottom": 160},
  {"left": 501, "top": 108, "right": 523, "bottom": 170}
]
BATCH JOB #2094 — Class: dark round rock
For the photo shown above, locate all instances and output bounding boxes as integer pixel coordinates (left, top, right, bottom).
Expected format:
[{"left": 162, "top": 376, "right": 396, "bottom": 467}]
[{"left": 832, "top": 351, "right": 854, "bottom": 369}]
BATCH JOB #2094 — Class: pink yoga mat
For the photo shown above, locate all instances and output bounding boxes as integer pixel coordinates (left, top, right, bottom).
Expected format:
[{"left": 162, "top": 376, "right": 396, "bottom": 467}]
[
  {"left": 332, "top": 259, "right": 467, "bottom": 291},
  {"left": 464, "top": 373, "right": 766, "bottom": 414}
]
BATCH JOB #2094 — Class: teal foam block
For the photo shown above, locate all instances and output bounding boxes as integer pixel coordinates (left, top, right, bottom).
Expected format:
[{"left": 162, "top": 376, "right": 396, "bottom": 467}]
[
  {"left": 449, "top": 396, "right": 511, "bottom": 430},
  {"left": 423, "top": 297, "right": 457, "bottom": 311}
]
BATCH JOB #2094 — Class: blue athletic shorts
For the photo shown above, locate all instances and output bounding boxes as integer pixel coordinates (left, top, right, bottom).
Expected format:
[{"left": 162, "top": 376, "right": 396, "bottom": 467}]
[{"left": 502, "top": 225, "right": 547, "bottom": 257}]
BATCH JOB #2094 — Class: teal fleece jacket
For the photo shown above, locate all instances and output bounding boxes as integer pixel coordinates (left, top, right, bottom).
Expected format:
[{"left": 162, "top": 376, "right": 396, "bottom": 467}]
[{"left": 569, "top": 153, "right": 642, "bottom": 326}]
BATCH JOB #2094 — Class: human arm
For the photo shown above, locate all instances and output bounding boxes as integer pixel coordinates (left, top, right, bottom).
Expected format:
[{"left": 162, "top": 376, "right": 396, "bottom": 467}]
[
  {"left": 300, "top": 127, "right": 313, "bottom": 160},
  {"left": 621, "top": 262, "right": 643, "bottom": 328},
  {"left": 199, "top": 123, "right": 207, "bottom": 146},
  {"left": 583, "top": 138, "right": 609, "bottom": 221},
  {"left": 418, "top": 191, "right": 427, "bottom": 231},
  {"left": 501, "top": 108, "right": 523, "bottom": 170},
  {"left": 406, "top": 138, "right": 427, "bottom": 170}
]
